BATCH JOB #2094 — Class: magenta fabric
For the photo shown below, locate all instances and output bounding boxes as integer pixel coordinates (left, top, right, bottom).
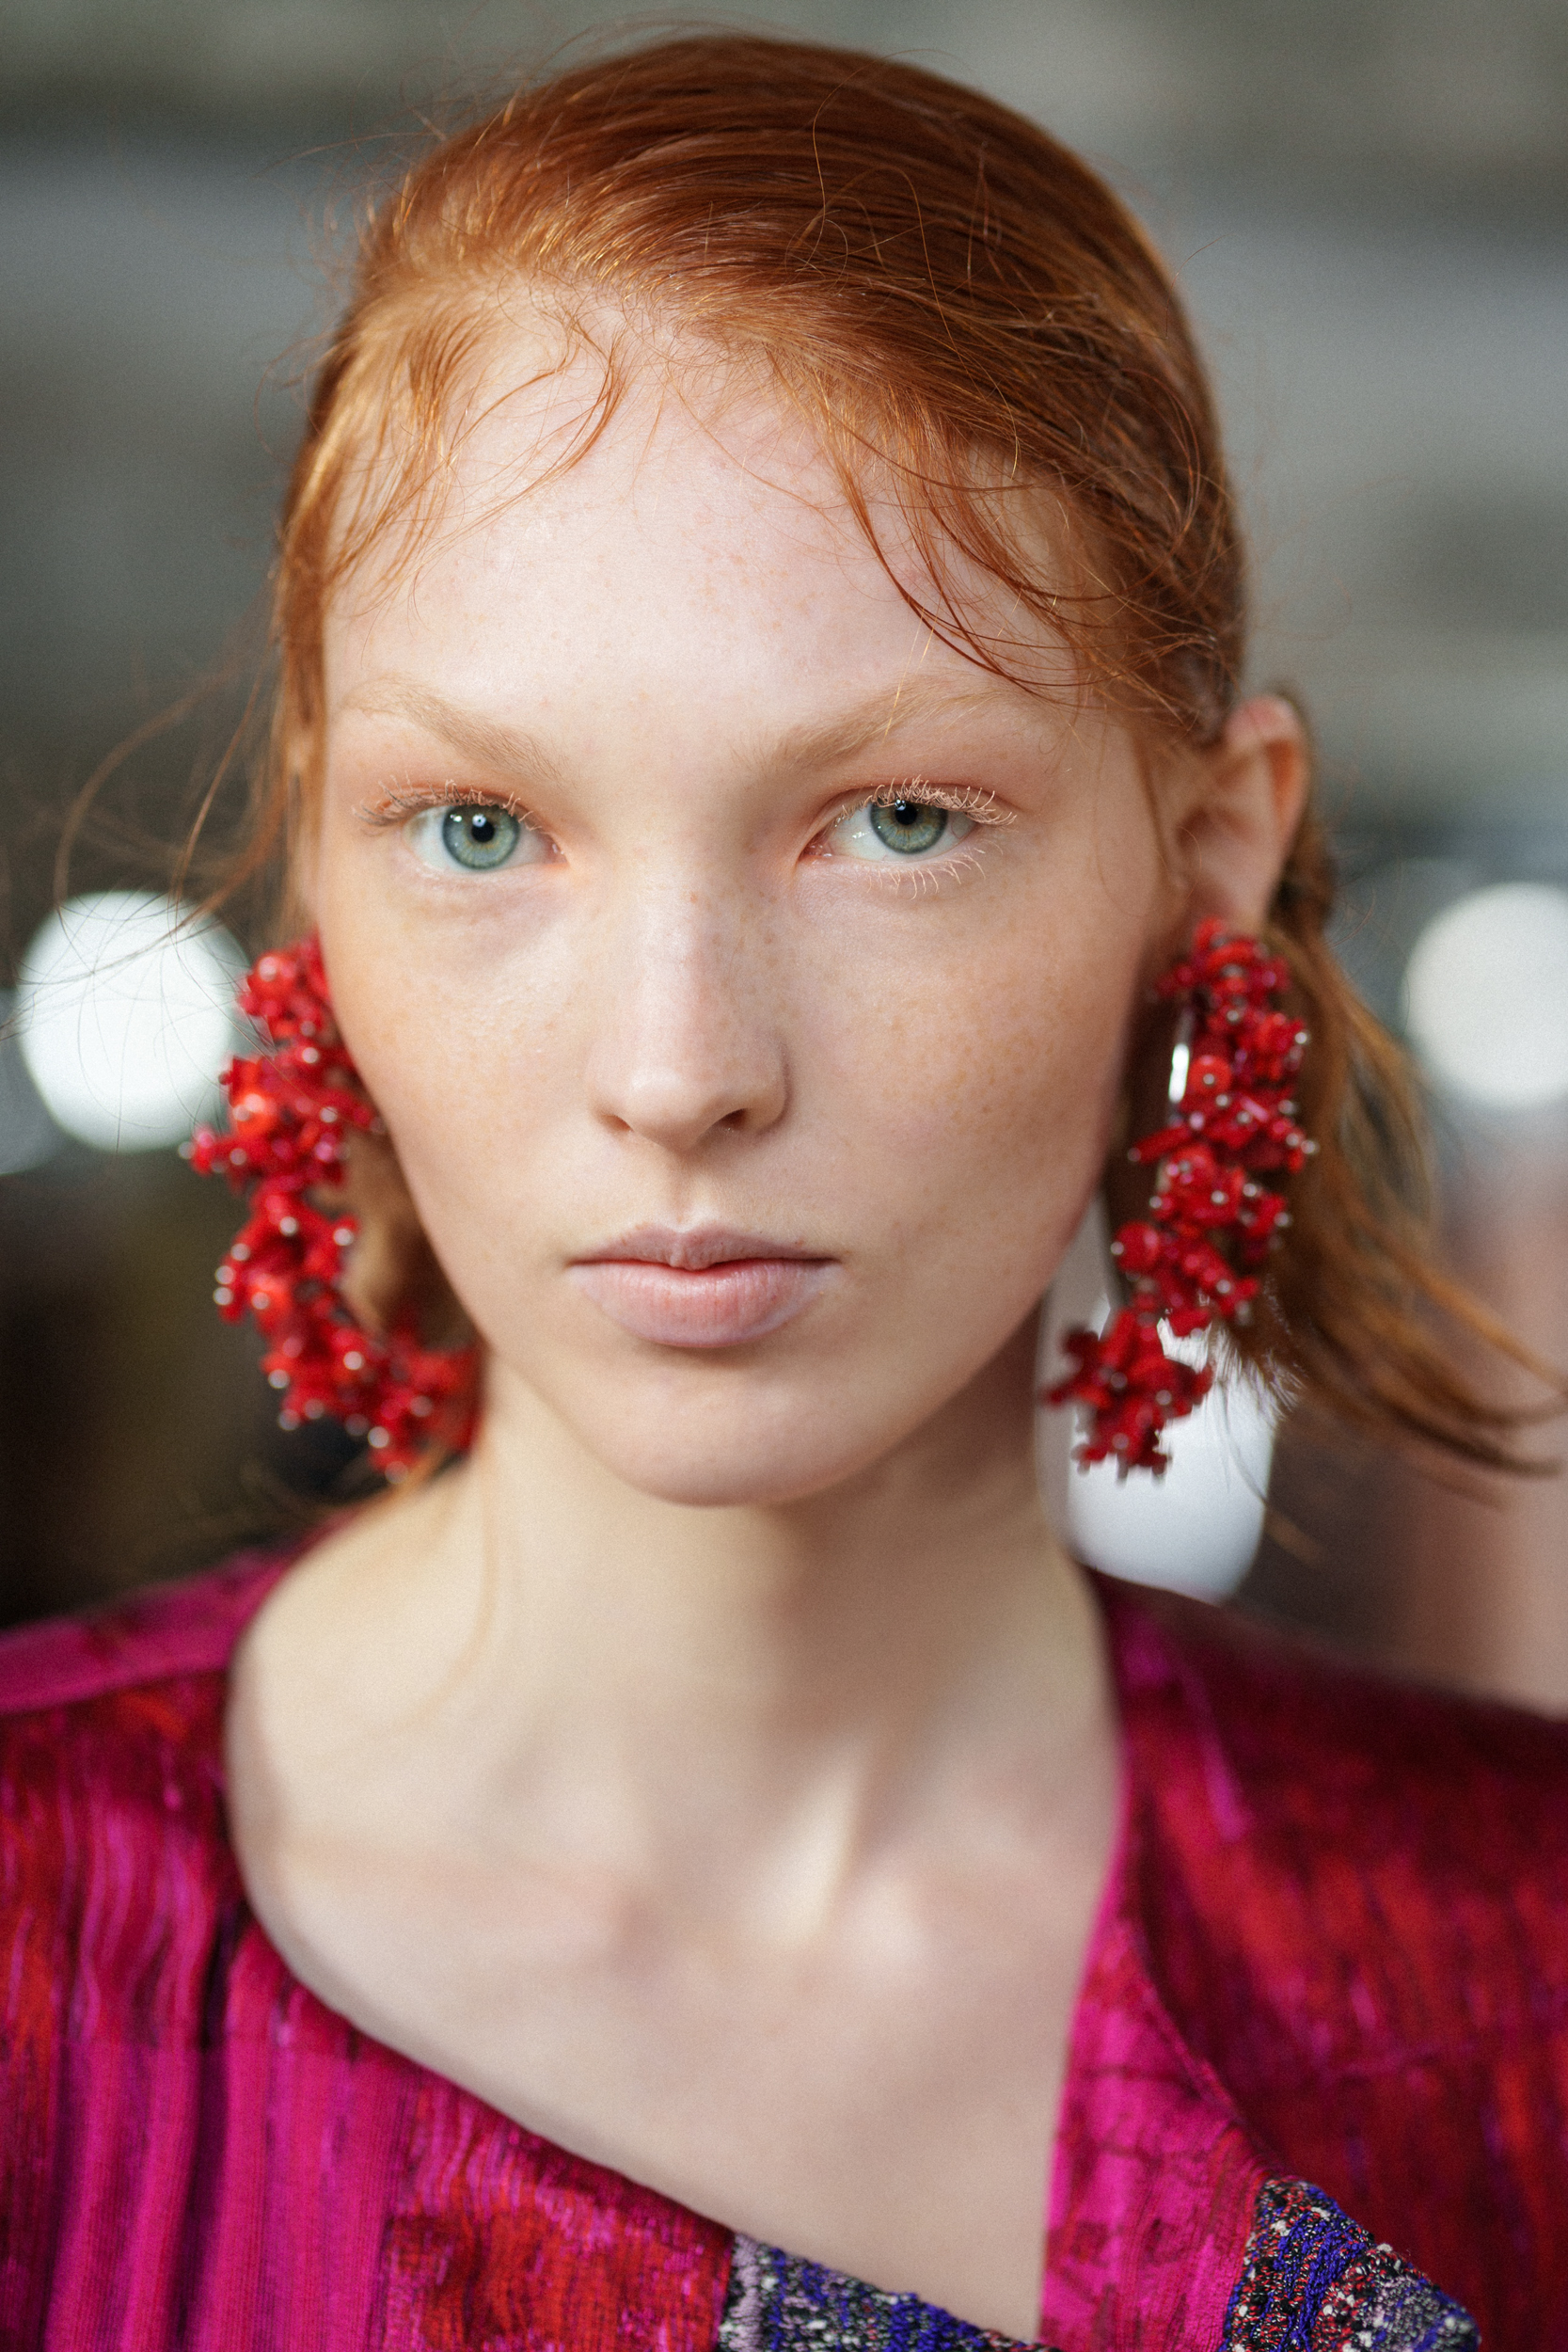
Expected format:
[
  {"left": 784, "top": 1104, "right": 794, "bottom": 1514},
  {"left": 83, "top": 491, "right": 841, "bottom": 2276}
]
[
  {"left": 2, "top": 1554, "right": 1566, "bottom": 2348},
  {"left": 1039, "top": 1881, "right": 1264, "bottom": 2346},
  {"left": 1101, "top": 1584, "right": 1568, "bottom": 2344},
  {"left": 0, "top": 1557, "right": 732, "bottom": 2350}
]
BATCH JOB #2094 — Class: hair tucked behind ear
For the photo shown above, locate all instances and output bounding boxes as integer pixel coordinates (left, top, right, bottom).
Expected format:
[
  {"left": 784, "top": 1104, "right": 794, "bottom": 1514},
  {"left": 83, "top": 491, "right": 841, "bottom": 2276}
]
[{"left": 1218, "top": 794, "right": 1561, "bottom": 1474}]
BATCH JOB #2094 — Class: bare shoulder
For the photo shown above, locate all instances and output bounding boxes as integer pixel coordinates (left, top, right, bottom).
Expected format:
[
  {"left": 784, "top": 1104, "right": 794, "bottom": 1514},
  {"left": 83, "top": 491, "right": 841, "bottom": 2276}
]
[
  {"left": 228, "top": 1476, "right": 474, "bottom": 1765},
  {"left": 222, "top": 1473, "right": 492, "bottom": 1994}
]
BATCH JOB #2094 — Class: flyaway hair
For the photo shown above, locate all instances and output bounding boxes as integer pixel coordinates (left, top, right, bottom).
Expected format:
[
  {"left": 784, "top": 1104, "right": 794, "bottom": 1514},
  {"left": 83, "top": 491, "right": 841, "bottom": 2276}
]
[{"left": 215, "top": 32, "right": 1557, "bottom": 1476}]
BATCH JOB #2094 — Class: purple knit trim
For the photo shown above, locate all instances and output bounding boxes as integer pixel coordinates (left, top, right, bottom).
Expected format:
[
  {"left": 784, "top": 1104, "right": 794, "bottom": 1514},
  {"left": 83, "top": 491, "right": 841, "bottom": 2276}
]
[
  {"left": 1222, "top": 2177, "right": 1478, "bottom": 2349},
  {"left": 715, "top": 2237, "right": 1054, "bottom": 2351}
]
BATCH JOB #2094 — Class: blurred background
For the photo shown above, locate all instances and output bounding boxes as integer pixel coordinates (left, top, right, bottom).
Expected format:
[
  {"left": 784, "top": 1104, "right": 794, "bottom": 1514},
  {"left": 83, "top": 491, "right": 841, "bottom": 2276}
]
[{"left": 2, "top": 0, "right": 1566, "bottom": 1702}]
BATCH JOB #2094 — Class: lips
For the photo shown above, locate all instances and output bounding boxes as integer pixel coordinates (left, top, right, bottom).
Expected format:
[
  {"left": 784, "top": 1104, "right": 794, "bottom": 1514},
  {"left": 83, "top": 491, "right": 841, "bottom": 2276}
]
[{"left": 568, "top": 1227, "right": 833, "bottom": 1348}]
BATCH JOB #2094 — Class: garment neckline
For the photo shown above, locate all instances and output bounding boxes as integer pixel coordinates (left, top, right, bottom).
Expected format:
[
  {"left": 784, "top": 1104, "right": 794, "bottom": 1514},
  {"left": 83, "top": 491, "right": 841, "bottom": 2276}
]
[{"left": 17, "top": 1543, "right": 1259, "bottom": 2340}]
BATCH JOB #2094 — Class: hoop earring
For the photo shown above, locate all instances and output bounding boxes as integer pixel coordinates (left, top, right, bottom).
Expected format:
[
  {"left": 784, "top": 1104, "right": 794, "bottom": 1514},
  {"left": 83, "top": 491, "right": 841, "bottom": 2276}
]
[
  {"left": 1044, "top": 918, "right": 1312, "bottom": 1476},
  {"left": 187, "top": 936, "right": 479, "bottom": 1479}
]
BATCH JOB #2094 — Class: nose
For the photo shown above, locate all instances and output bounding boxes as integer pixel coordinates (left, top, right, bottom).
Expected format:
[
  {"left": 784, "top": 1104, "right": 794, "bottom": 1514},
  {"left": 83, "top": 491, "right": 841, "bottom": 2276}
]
[{"left": 583, "top": 881, "right": 789, "bottom": 1154}]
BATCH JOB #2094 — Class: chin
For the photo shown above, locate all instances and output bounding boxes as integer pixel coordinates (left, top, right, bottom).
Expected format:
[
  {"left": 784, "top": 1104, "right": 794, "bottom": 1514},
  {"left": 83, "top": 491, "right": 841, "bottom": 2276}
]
[
  {"left": 594, "top": 1417, "right": 883, "bottom": 1512},
  {"left": 534, "top": 1364, "right": 910, "bottom": 1511},
  {"left": 610, "top": 1454, "right": 833, "bottom": 1510}
]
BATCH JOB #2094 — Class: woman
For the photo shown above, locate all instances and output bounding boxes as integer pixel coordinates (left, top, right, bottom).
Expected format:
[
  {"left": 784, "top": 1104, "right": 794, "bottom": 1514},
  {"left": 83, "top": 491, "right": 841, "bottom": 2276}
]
[{"left": 3, "top": 36, "right": 1564, "bottom": 2350}]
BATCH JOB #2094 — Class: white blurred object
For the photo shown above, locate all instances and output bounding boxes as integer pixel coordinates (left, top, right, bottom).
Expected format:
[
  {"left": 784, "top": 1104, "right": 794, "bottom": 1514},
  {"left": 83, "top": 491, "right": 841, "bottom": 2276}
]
[
  {"left": 1037, "top": 1197, "right": 1276, "bottom": 1601},
  {"left": 1403, "top": 882, "right": 1568, "bottom": 1110},
  {"left": 0, "top": 992, "right": 63, "bottom": 1173},
  {"left": 17, "top": 892, "right": 245, "bottom": 1152}
]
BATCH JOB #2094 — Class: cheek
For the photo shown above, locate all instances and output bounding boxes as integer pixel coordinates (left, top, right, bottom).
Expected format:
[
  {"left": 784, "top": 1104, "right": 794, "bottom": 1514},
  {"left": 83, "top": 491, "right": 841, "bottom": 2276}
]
[
  {"left": 822, "top": 900, "right": 1147, "bottom": 1255},
  {"left": 338, "top": 985, "right": 562, "bottom": 1236},
  {"left": 312, "top": 797, "right": 1160, "bottom": 1340},
  {"left": 310, "top": 865, "right": 551, "bottom": 1231}
]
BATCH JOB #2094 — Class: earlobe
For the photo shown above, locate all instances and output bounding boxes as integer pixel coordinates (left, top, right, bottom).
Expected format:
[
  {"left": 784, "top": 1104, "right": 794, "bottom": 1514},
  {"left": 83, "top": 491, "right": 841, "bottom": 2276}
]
[{"left": 1180, "top": 693, "right": 1310, "bottom": 935}]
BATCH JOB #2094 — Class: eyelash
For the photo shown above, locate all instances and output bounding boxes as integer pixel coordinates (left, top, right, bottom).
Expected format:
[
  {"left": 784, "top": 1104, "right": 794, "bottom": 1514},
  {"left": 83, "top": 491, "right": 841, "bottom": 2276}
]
[
  {"left": 824, "top": 783, "right": 1006, "bottom": 826},
  {"left": 812, "top": 783, "right": 1009, "bottom": 889},
  {"left": 358, "top": 779, "right": 1009, "bottom": 885},
  {"left": 359, "top": 783, "right": 547, "bottom": 834}
]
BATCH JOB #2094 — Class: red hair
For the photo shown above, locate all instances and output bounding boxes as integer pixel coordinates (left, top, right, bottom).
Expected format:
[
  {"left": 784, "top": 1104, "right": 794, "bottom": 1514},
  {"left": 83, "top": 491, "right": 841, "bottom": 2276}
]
[
  {"left": 277, "top": 38, "right": 1238, "bottom": 773},
  {"left": 229, "top": 33, "right": 1550, "bottom": 1473}
]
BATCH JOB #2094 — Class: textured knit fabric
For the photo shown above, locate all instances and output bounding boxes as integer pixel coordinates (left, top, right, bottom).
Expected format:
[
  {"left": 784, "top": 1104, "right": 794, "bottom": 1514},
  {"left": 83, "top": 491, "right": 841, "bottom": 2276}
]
[
  {"left": 716, "top": 2236, "right": 1036, "bottom": 2349},
  {"left": 1216, "top": 2180, "right": 1476, "bottom": 2349},
  {"left": 712, "top": 2201, "right": 1476, "bottom": 2352},
  {"left": 0, "top": 1555, "right": 1557, "bottom": 2348}
]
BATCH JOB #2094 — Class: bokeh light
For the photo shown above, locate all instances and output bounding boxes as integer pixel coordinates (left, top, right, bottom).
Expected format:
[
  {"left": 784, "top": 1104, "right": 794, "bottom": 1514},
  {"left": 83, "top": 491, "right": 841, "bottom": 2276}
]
[
  {"left": 1060, "top": 1359, "right": 1276, "bottom": 1601},
  {"left": 0, "top": 993, "right": 62, "bottom": 1174},
  {"left": 17, "top": 891, "right": 245, "bottom": 1152},
  {"left": 1037, "top": 1201, "right": 1275, "bottom": 1600},
  {"left": 1403, "top": 882, "right": 1568, "bottom": 1110}
]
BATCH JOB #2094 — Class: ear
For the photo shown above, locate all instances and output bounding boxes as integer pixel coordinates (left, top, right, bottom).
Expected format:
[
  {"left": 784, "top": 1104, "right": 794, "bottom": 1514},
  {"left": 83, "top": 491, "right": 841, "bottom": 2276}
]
[{"left": 1176, "top": 694, "right": 1310, "bottom": 933}]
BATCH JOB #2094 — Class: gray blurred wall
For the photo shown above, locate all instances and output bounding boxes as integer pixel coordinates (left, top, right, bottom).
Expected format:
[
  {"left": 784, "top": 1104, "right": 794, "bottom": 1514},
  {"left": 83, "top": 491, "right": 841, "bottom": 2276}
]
[{"left": 4, "top": 0, "right": 1565, "bottom": 884}]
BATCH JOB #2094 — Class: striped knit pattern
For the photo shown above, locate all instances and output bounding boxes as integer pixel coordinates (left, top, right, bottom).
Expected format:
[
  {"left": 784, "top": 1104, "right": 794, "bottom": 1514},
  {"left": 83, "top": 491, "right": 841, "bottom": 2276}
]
[
  {"left": 1223, "top": 2178, "right": 1478, "bottom": 2350},
  {"left": 716, "top": 2236, "right": 1051, "bottom": 2352}
]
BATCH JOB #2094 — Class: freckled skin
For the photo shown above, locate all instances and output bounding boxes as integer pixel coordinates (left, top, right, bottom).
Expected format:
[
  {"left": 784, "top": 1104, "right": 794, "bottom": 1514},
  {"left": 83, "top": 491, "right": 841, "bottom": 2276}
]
[
  {"left": 230, "top": 334, "right": 1306, "bottom": 2339},
  {"left": 315, "top": 358, "right": 1174, "bottom": 1505}
]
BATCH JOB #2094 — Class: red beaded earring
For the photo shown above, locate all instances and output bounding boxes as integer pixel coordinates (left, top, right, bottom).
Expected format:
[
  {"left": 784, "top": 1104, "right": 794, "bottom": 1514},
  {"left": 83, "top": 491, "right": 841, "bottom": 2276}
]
[
  {"left": 1045, "top": 918, "right": 1312, "bottom": 1476},
  {"left": 187, "top": 937, "right": 479, "bottom": 1478}
]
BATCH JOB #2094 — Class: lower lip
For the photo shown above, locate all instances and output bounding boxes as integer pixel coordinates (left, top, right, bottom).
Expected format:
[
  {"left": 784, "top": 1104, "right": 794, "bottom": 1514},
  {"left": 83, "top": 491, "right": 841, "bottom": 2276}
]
[{"left": 569, "top": 1258, "right": 832, "bottom": 1348}]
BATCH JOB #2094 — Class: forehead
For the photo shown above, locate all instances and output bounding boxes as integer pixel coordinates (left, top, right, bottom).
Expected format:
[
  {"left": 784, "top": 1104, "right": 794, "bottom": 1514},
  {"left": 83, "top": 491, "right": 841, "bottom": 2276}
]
[{"left": 323, "top": 312, "right": 1079, "bottom": 719}]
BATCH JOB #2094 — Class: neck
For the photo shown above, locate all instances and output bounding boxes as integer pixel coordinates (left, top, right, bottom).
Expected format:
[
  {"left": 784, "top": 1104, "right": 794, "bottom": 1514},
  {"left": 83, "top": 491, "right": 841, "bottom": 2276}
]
[{"left": 338, "top": 1314, "right": 1108, "bottom": 1903}]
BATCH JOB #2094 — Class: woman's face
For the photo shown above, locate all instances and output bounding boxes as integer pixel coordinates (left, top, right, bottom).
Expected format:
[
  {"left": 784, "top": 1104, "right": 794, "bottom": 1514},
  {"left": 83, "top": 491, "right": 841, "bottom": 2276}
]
[{"left": 313, "top": 340, "right": 1193, "bottom": 1507}]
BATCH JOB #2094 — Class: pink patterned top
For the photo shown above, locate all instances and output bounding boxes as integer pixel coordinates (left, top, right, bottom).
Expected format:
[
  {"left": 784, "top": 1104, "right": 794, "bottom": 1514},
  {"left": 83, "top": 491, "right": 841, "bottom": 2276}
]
[{"left": 3, "top": 1552, "right": 1563, "bottom": 2348}]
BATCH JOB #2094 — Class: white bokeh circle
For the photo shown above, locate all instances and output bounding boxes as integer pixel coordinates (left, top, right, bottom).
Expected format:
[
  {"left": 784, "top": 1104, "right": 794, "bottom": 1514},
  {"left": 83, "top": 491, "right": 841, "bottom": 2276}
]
[
  {"left": 1037, "top": 1198, "right": 1276, "bottom": 1601},
  {"left": 1058, "top": 1359, "right": 1276, "bottom": 1601},
  {"left": 18, "top": 891, "right": 245, "bottom": 1152},
  {"left": 1403, "top": 882, "right": 1568, "bottom": 1111}
]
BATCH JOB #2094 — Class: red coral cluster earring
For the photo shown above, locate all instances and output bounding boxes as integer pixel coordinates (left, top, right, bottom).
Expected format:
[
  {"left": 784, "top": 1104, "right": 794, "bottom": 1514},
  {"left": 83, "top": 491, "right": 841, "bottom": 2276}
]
[
  {"left": 1045, "top": 917, "right": 1312, "bottom": 1476},
  {"left": 187, "top": 937, "right": 479, "bottom": 1479}
]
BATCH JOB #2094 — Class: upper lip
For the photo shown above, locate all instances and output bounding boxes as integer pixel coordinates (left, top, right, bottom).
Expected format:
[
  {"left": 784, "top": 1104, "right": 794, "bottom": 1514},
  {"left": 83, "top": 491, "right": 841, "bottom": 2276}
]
[{"left": 575, "top": 1224, "right": 826, "bottom": 1271}]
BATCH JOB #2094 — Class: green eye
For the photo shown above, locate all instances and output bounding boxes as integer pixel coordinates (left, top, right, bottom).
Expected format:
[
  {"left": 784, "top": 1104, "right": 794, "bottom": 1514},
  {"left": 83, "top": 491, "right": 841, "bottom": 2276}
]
[
  {"left": 868, "top": 800, "right": 948, "bottom": 854},
  {"left": 404, "top": 801, "right": 552, "bottom": 874},
  {"left": 441, "top": 806, "right": 521, "bottom": 868},
  {"left": 825, "top": 798, "right": 974, "bottom": 863}
]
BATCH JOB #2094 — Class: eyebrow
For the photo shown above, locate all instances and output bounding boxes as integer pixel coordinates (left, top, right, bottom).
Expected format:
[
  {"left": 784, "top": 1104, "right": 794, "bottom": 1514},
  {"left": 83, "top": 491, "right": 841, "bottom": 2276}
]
[
  {"left": 762, "top": 678, "right": 1014, "bottom": 771},
  {"left": 336, "top": 679, "right": 561, "bottom": 783},
  {"left": 338, "top": 672, "right": 1016, "bottom": 786}
]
